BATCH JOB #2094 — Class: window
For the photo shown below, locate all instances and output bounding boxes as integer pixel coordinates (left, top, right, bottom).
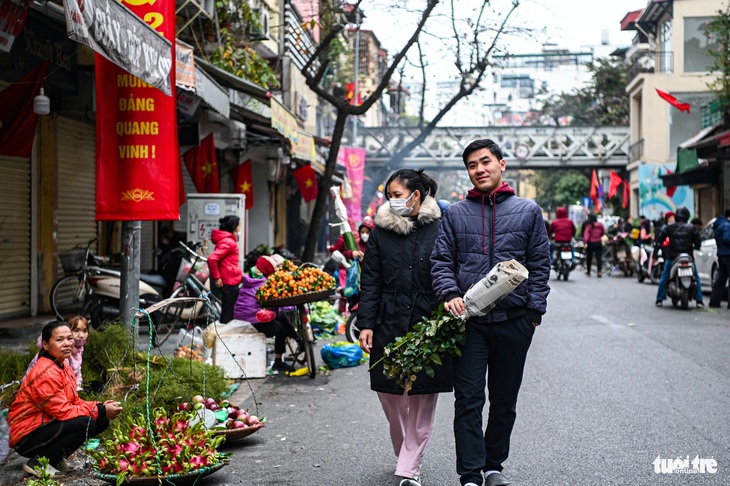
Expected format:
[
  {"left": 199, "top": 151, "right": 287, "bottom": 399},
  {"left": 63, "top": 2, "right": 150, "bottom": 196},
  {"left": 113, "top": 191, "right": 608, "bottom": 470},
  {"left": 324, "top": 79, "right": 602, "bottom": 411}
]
[
  {"left": 684, "top": 17, "right": 718, "bottom": 73},
  {"left": 668, "top": 92, "right": 714, "bottom": 158},
  {"left": 658, "top": 19, "right": 672, "bottom": 73}
]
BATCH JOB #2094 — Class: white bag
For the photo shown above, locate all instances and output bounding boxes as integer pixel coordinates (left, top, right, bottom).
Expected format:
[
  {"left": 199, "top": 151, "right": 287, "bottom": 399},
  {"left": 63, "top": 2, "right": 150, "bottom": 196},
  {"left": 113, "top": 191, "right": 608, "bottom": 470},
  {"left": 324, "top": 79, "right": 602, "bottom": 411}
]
[{"left": 462, "top": 259, "right": 529, "bottom": 319}]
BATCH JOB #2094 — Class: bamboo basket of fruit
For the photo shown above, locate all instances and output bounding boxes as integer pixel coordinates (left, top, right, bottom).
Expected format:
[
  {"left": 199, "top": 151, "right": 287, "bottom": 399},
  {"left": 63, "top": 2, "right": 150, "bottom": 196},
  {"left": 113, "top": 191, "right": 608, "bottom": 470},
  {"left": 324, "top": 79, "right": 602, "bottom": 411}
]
[
  {"left": 89, "top": 407, "right": 228, "bottom": 485},
  {"left": 257, "top": 260, "right": 336, "bottom": 308},
  {"left": 178, "top": 395, "right": 265, "bottom": 441}
]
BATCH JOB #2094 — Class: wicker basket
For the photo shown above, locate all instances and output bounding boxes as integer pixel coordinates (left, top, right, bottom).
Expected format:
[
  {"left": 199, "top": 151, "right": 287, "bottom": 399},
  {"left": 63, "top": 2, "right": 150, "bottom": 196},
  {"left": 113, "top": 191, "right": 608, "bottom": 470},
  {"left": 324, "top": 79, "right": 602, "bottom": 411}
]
[
  {"left": 212, "top": 422, "right": 264, "bottom": 441},
  {"left": 92, "top": 460, "right": 226, "bottom": 485},
  {"left": 258, "top": 289, "right": 335, "bottom": 308},
  {"left": 59, "top": 249, "right": 86, "bottom": 274}
]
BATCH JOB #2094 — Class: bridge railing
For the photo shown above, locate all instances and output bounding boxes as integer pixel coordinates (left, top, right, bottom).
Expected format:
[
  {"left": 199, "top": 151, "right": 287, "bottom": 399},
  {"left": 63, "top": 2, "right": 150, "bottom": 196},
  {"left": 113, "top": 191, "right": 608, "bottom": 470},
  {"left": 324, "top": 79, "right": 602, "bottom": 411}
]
[{"left": 359, "top": 125, "right": 631, "bottom": 170}]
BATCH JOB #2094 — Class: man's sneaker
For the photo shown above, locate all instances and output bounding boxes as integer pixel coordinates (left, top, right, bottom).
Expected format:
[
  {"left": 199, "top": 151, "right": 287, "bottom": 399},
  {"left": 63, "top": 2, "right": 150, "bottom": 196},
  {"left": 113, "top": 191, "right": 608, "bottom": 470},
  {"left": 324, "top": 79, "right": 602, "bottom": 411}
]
[
  {"left": 696, "top": 302, "right": 705, "bottom": 308},
  {"left": 399, "top": 477, "right": 421, "bottom": 486},
  {"left": 655, "top": 301, "right": 663, "bottom": 307},
  {"left": 23, "top": 460, "right": 63, "bottom": 478},
  {"left": 464, "top": 483, "right": 482, "bottom": 486},
  {"left": 272, "top": 360, "right": 295, "bottom": 373}
]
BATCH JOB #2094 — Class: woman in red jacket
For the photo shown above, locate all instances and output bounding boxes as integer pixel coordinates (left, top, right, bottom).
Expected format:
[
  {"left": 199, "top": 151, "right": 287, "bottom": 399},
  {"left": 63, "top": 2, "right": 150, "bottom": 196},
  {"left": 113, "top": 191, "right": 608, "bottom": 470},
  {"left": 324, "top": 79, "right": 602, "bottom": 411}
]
[
  {"left": 208, "top": 215, "right": 243, "bottom": 323},
  {"left": 583, "top": 213, "right": 606, "bottom": 277},
  {"left": 9, "top": 321, "right": 122, "bottom": 478}
]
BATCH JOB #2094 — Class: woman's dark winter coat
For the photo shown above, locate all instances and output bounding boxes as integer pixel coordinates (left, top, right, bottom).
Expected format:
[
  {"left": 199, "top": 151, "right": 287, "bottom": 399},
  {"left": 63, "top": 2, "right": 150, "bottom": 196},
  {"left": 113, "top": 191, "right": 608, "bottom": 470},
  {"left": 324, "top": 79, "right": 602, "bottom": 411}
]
[{"left": 358, "top": 196, "right": 452, "bottom": 395}]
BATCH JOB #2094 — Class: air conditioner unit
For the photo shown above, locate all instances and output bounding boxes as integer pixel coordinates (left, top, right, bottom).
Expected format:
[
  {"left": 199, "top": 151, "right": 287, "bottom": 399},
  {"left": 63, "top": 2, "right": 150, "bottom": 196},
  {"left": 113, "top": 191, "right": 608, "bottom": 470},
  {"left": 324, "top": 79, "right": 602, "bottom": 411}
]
[{"left": 250, "top": 7, "right": 270, "bottom": 40}]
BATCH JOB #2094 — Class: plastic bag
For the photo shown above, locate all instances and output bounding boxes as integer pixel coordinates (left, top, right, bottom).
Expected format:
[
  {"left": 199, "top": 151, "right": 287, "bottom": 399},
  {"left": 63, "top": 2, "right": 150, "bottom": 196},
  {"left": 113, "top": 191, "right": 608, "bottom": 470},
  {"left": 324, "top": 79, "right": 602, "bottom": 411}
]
[
  {"left": 320, "top": 342, "right": 363, "bottom": 369},
  {"left": 343, "top": 260, "right": 359, "bottom": 298}
]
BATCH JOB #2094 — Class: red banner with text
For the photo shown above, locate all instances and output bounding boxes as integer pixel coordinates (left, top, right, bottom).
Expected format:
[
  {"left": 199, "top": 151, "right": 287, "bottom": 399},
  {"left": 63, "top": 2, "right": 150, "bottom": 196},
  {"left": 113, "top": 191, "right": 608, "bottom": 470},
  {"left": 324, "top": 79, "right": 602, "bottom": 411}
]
[
  {"left": 94, "top": 0, "right": 179, "bottom": 221},
  {"left": 337, "top": 147, "right": 365, "bottom": 223}
]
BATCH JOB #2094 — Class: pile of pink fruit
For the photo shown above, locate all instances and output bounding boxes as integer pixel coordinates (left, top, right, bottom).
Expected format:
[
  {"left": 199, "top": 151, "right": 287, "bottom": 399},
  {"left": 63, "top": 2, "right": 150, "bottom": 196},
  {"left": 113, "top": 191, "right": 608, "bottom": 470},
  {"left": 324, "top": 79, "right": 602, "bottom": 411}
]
[{"left": 179, "top": 395, "right": 264, "bottom": 431}]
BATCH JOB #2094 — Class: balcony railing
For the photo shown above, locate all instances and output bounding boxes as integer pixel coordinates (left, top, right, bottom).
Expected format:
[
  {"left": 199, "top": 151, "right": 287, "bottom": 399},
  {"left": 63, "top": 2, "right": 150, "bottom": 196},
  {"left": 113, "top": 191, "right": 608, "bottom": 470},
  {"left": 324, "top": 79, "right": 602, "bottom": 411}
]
[
  {"left": 629, "top": 138, "right": 644, "bottom": 164},
  {"left": 627, "top": 51, "right": 674, "bottom": 83}
]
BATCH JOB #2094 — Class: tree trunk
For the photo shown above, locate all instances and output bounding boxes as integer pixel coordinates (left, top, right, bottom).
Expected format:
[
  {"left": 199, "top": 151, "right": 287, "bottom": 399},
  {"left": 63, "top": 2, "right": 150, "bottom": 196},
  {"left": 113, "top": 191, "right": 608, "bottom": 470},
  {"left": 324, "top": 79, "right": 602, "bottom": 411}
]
[{"left": 301, "top": 111, "right": 349, "bottom": 262}]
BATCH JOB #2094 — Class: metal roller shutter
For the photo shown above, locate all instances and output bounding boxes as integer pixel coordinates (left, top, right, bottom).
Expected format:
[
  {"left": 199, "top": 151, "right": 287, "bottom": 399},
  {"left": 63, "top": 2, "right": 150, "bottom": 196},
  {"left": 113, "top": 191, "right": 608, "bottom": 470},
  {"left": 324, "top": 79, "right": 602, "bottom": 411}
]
[
  {"left": 57, "top": 118, "right": 97, "bottom": 268},
  {"left": 696, "top": 187, "right": 715, "bottom": 225},
  {"left": 140, "top": 221, "right": 155, "bottom": 272},
  {"left": 0, "top": 157, "right": 31, "bottom": 316}
]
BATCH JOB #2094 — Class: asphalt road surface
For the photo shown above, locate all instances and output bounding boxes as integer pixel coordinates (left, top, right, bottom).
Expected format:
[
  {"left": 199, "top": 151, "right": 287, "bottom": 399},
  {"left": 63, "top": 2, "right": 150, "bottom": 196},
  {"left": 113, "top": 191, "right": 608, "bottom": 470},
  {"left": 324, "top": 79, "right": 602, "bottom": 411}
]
[
  {"left": 4, "top": 269, "right": 729, "bottom": 485},
  {"left": 206, "top": 270, "right": 730, "bottom": 485}
]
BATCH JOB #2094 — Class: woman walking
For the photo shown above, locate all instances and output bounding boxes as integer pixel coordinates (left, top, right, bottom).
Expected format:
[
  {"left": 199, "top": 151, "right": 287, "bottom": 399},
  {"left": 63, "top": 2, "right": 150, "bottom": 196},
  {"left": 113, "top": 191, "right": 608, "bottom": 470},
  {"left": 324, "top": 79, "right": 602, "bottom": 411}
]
[
  {"left": 208, "top": 215, "right": 243, "bottom": 323},
  {"left": 358, "top": 169, "right": 451, "bottom": 486},
  {"left": 583, "top": 213, "right": 606, "bottom": 277}
]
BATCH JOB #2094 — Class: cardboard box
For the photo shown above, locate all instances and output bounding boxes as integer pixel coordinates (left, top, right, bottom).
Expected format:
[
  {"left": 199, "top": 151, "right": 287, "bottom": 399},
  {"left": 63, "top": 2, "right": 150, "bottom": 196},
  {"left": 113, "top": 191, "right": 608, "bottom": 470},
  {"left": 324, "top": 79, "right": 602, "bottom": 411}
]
[{"left": 212, "top": 320, "right": 267, "bottom": 379}]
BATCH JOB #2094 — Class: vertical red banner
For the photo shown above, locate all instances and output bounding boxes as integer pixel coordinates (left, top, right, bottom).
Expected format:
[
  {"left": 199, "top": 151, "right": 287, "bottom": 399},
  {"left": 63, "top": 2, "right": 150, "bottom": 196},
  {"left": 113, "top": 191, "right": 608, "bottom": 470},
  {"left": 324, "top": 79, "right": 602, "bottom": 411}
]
[
  {"left": 337, "top": 147, "right": 365, "bottom": 222},
  {"left": 94, "top": 0, "right": 179, "bottom": 221}
]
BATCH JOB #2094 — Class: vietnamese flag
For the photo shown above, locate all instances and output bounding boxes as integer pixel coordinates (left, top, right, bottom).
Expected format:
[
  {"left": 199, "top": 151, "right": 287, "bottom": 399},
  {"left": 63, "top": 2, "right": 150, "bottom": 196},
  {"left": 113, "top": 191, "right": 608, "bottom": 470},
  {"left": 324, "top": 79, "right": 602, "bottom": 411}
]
[
  {"left": 184, "top": 133, "right": 219, "bottom": 193},
  {"left": 234, "top": 160, "right": 254, "bottom": 209},
  {"left": 293, "top": 165, "right": 318, "bottom": 202},
  {"left": 656, "top": 89, "right": 690, "bottom": 113},
  {"left": 608, "top": 170, "right": 623, "bottom": 199},
  {"left": 590, "top": 169, "right": 599, "bottom": 208},
  {"left": 0, "top": 62, "right": 48, "bottom": 157},
  {"left": 622, "top": 180, "right": 630, "bottom": 209}
]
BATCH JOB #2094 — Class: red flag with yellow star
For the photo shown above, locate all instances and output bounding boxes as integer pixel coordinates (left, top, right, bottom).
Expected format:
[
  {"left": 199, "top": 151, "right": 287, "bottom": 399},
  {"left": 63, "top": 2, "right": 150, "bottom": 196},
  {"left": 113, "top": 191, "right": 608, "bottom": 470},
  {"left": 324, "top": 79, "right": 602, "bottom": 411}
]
[
  {"left": 293, "top": 165, "right": 318, "bottom": 202},
  {"left": 234, "top": 160, "right": 254, "bottom": 209},
  {"left": 184, "top": 133, "right": 220, "bottom": 193}
]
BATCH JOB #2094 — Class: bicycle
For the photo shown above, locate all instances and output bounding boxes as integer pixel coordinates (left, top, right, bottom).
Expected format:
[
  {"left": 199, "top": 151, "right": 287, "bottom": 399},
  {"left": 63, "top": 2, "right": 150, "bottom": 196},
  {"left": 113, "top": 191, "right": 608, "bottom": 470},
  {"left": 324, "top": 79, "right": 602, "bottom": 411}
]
[
  {"left": 50, "top": 238, "right": 112, "bottom": 323},
  {"left": 153, "top": 242, "right": 222, "bottom": 347}
]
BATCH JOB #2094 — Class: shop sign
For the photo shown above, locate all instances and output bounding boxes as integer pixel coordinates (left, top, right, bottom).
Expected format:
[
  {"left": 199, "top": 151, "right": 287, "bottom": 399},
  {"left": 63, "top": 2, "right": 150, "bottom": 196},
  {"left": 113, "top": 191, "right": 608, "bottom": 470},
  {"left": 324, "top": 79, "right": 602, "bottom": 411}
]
[
  {"left": 63, "top": 0, "right": 172, "bottom": 95},
  {"left": 292, "top": 130, "right": 316, "bottom": 163},
  {"left": 175, "top": 39, "right": 195, "bottom": 91},
  {"left": 271, "top": 97, "right": 298, "bottom": 143},
  {"left": 0, "top": 0, "right": 31, "bottom": 52},
  {"left": 94, "top": 0, "right": 180, "bottom": 220}
]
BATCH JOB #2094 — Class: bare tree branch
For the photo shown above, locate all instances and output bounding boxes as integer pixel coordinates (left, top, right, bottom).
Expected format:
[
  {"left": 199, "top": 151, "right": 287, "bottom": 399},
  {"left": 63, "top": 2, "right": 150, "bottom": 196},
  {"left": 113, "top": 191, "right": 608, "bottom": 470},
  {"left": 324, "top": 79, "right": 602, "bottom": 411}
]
[
  {"left": 417, "top": 39, "right": 427, "bottom": 128},
  {"left": 450, "top": 0, "right": 463, "bottom": 72}
]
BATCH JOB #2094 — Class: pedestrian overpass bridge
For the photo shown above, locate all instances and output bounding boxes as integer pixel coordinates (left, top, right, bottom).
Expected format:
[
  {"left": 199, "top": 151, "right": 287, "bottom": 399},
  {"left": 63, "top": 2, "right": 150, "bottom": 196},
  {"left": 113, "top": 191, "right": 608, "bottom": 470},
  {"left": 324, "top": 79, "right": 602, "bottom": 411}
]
[{"left": 358, "top": 126, "right": 631, "bottom": 170}]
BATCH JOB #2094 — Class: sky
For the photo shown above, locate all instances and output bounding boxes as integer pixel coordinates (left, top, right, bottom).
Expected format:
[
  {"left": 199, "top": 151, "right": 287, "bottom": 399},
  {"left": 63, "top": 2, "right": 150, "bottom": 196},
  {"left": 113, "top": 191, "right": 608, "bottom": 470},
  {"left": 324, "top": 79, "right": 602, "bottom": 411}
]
[{"left": 361, "top": 0, "right": 645, "bottom": 61}]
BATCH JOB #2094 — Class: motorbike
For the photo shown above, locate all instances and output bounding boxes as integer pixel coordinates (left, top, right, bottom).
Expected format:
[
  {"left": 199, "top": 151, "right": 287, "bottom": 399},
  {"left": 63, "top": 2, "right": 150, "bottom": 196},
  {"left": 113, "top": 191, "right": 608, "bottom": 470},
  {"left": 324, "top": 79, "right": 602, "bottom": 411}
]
[
  {"left": 553, "top": 242, "right": 575, "bottom": 281},
  {"left": 88, "top": 268, "right": 166, "bottom": 328},
  {"left": 607, "top": 232, "right": 635, "bottom": 277},
  {"left": 666, "top": 253, "right": 698, "bottom": 310},
  {"left": 634, "top": 241, "right": 664, "bottom": 284}
]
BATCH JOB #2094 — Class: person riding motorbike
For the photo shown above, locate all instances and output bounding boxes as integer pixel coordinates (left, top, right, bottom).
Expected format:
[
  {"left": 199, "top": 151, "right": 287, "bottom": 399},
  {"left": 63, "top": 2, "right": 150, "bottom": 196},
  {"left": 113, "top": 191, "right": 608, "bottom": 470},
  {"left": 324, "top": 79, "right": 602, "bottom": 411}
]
[
  {"left": 655, "top": 207, "right": 704, "bottom": 308},
  {"left": 548, "top": 207, "right": 576, "bottom": 269}
]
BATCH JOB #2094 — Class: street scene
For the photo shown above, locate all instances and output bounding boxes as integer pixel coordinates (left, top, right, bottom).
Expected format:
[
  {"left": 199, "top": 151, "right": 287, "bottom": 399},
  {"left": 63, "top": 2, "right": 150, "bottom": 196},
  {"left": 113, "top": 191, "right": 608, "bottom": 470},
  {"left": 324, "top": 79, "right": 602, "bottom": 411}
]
[{"left": 1, "top": 0, "right": 730, "bottom": 485}]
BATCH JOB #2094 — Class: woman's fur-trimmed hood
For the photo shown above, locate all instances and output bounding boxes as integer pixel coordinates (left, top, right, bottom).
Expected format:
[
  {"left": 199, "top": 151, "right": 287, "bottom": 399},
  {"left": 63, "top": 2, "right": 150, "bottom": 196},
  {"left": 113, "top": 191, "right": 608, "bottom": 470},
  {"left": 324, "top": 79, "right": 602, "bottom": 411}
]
[{"left": 375, "top": 196, "right": 441, "bottom": 235}]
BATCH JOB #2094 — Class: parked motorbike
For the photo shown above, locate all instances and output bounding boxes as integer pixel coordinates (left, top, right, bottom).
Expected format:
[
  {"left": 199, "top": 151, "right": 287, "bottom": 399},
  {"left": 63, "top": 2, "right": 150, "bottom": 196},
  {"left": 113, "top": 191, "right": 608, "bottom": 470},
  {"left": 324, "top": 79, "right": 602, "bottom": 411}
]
[
  {"left": 666, "top": 253, "right": 698, "bottom": 310},
  {"left": 607, "top": 232, "right": 635, "bottom": 277},
  {"left": 87, "top": 269, "right": 166, "bottom": 328},
  {"left": 553, "top": 243, "right": 575, "bottom": 281},
  {"left": 634, "top": 242, "right": 664, "bottom": 284},
  {"left": 345, "top": 302, "right": 360, "bottom": 343}
]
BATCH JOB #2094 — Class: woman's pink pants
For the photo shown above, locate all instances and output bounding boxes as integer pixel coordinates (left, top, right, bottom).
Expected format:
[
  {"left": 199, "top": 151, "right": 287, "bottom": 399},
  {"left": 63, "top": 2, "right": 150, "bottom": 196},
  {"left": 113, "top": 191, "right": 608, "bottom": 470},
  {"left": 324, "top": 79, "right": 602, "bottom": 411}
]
[{"left": 377, "top": 392, "right": 439, "bottom": 479}]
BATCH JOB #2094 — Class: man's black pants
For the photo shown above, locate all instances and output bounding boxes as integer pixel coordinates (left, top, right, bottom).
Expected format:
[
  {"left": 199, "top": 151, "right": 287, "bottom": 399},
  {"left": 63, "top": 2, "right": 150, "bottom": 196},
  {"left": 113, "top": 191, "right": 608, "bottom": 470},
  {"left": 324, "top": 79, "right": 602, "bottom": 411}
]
[
  {"left": 14, "top": 415, "right": 109, "bottom": 468},
  {"left": 453, "top": 315, "right": 534, "bottom": 485}
]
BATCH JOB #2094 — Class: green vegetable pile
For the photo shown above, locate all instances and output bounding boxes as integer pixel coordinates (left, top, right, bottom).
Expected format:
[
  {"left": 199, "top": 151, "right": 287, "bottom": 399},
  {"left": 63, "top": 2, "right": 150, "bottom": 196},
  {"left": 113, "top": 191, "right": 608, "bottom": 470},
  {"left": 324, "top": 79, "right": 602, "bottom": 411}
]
[{"left": 307, "top": 301, "right": 344, "bottom": 335}]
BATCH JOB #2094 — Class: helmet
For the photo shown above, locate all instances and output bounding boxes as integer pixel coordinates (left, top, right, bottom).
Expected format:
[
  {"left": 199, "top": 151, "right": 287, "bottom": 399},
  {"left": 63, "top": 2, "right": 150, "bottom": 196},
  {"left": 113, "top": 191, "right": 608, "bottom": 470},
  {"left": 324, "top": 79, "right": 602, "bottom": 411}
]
[
  {"left": 358, "top": 218, "right": 375, "bottom": 232},
  {"left": 675, "top": 207, "right": 690, "bottom": 223}
]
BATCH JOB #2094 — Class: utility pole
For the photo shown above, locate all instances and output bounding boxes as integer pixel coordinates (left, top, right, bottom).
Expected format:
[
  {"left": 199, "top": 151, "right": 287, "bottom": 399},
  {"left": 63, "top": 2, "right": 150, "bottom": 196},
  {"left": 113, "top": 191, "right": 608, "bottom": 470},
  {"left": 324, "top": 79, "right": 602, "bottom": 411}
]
[
  {"left": 352, "top": 9, "right": 360, "bottom": 144},
  {"left": 119, "top": 220, "right": 141, "bottom": 341}
]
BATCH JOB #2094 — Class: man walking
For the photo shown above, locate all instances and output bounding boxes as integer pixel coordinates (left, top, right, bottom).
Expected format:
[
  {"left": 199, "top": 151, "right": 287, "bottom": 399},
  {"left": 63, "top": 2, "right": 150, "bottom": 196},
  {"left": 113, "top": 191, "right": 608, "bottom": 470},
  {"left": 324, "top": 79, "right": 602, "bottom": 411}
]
[
  {"left": 431, "top": 139, "right": 551, "bottom": 486},
  {"left": 709, "top": 209, "right": 730, "bottom": 308}
]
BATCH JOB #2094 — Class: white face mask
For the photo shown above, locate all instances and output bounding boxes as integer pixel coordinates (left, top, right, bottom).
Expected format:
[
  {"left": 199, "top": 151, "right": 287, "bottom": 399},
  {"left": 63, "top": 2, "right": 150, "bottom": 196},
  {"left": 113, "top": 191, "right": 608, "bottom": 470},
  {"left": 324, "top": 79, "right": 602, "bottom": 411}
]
[
  {"left": 389, "top": 192, "right": 416, "bottom": 216},
  {"left": 360, "top": 233, "right": 370, "bottom": 243}
]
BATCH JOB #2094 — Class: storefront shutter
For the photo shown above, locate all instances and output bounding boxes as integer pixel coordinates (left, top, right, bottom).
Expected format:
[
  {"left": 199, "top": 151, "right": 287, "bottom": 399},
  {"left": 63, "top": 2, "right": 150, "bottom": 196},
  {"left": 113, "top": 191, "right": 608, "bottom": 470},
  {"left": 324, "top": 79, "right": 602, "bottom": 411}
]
[
  {"left": 0, "top": 157, "right": 31, "bottom": 316},
  {"left": 697, "top": 187, "right": 715, "bottom": 225},
  {"left": 56, "top": 117, "right": 97, "bottom": 269},
  {"left": 140, "top": 221, "right": 156, "bottom": 272}
]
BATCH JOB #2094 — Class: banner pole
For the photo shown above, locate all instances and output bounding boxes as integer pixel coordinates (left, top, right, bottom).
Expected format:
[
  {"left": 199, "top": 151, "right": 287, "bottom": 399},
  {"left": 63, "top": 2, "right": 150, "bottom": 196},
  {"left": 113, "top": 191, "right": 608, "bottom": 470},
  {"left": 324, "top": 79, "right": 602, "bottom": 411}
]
[{"left": 120, "top": 220, "right": 141, "bottom": 342}]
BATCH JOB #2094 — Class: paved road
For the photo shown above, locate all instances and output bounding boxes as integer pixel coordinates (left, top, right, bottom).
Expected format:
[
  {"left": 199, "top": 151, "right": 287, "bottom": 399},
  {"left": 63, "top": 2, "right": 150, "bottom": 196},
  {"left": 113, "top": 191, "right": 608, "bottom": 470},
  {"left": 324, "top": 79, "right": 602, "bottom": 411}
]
[
  {"left": 3, "top": 270, "right": 729, "bottom": 485},
  {"left": 211, "top": 270, "right": 730, "bottom": 485}
]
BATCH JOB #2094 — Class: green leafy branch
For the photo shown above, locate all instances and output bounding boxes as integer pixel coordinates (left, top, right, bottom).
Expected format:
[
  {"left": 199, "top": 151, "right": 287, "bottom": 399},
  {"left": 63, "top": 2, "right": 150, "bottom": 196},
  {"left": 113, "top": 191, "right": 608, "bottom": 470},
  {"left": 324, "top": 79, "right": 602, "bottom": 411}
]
[{"left": 372, "top": 304, "right": 466, "bottom": 392}]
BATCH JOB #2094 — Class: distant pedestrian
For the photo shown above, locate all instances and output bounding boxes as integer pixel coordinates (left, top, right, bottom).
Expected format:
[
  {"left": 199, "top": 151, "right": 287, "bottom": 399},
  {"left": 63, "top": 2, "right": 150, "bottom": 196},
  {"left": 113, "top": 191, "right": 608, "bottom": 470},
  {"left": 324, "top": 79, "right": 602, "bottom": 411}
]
[
  {"left": 709, "top": 208, "right": 730, "bottom": 309},
  {"left": 583, "top": 214, "right": 606, "bottom": 277},
  {"left": 208, "top": 215, "right": 243, "bottom": 323},
  {"left": 358, "top": 169, "right": 449, "bottom": 486},
  {"left": 431, "top": 139, "right": 550, "bottom": 486}
]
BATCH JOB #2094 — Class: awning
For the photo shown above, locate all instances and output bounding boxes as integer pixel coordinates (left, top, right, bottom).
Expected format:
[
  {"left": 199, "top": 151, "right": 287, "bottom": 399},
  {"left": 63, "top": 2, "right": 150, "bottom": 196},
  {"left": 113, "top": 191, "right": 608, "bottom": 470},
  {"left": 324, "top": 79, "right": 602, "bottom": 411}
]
[
  {"left": 193, "top": 66, "right": 230, "bottom": 118},
  {"left": 678, "top": 124, "right": 720, "bottom": 150},
  {"left": 620, "top": 9, "right": 643, "bottom": 31},
  {"left": 195, "top": 57, "right": 271, "bottom": 101},
  {"left": 661, "top": 164, "right": 719, "bottom": 187}
]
